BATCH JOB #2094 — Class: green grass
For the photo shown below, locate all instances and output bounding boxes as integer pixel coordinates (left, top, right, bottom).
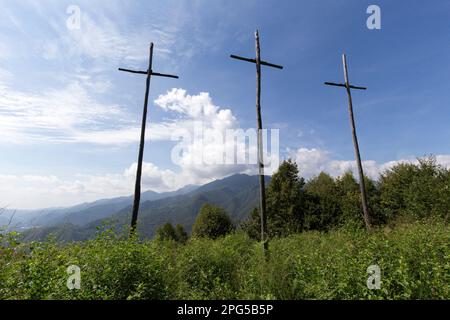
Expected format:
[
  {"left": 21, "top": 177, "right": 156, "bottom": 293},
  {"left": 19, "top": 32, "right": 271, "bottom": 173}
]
[{"left": 0, "top": 219, "right": 449, "bottom": 300}]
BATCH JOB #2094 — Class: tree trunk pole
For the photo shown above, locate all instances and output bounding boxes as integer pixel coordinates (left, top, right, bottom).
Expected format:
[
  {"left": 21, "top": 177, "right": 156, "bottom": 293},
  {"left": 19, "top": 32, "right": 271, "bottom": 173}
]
[
  {"left": 342, "top": 54, "right": 371, "bottom": 231},
  {"left": 130, "top": 43, "right": 153, "bottom": 235},
  {"left": 255, "top": 30, "right": 269, "bottom": 254}
]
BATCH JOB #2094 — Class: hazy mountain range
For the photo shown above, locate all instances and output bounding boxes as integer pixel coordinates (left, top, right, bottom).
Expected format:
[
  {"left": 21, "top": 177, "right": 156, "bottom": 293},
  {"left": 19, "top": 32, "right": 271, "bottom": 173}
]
[{"left": 0, "top": 174, "right": 269, "bottom": 242}]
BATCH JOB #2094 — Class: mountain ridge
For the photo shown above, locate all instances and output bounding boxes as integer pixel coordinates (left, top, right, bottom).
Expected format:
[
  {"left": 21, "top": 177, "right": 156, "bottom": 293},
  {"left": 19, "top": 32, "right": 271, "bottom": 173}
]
[
  {"left": 1, "top": 184, "right": 199, "bottom": 230},
  {"left": 17, "top": 174, "right": 270, "bottom": 242}
]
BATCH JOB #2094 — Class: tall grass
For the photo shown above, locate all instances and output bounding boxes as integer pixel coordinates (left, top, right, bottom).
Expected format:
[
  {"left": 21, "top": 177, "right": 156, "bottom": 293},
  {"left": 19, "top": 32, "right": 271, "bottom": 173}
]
[{"left": 0, "top": 219, "right": 448, "bottom": 300}]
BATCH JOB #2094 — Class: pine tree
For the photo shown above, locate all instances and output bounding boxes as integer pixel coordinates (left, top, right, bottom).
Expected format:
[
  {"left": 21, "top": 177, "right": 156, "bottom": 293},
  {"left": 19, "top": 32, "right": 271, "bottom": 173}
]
[{"left": 243, "top": 160, "right": 306, "bottom": 238}]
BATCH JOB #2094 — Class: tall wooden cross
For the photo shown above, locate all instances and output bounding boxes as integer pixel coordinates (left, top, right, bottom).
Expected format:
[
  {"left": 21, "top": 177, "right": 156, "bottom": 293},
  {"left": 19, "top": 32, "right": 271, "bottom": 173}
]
[
  {"left": 231, "top": 30, "right": 283, "bottom": 254},
  {"left": 119, "top": 43, "right": 178, "bottom": 235},
  {"left": 324, "top": 54, "right": 371, "bottom": 231}
]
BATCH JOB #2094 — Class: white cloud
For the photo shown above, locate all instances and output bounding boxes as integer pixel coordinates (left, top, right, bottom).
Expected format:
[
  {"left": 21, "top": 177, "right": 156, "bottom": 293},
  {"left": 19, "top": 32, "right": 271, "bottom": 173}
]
[
  {"left": 155, "top": 89, "right": 235, "bottom": 124},
  {"left": 1, "top": 87, "right": 284, "bottom": 208},
  {"left": 154, "top": 88, "right": 262, "bottom": 183},
  {"left": 287, "top": 148, "right": 330, "bottom": 177},
  {"left": 288, "top": 148, "right": 450, "bottom": 180},
  {"left": 0, "top": 83, "right": 273, "bottom": 195},
  {"left": 125, "top": 162, "right": 180, "bottom": 192},
  {"left": 2, "top": 1, "right": 233, "bottom": 69},
  {"left": 0, "top": 85, "right": 247, "bottom": 147},
  {"left": 0, "top": 88, "right": 265, "bottom": 209},
  {"left": 0, "top": 81, "right": 131, "bottom": 145},
  {"left": 0, "top": 159, "right": 242, "bottom": 209},
  {"left": 0, "top": 162, "right": 174, "bottom": 209},
  {"left": 31, "top": 7, "right": 179, "bottom": 67},
  {"left": 3, "top": 151, "right": 450, "bottom": 210}
]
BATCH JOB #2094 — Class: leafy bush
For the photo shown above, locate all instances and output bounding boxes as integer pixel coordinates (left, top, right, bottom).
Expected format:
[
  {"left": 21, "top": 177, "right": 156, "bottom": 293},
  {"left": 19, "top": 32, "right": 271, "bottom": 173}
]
[
  {"left": 156, "top": 223, "right": 188, "bottom": 244},
  {"left": 156, "top": 223, "right": 178, "bottom": 242},
  {"left": 240, "top": 208, "right": 261, "bottom": 240},
  {"left": 174, "top": 224, "right": 188, "bottom": 244},
  {"left": 380, "top": 156, "right": 450, "bottom": 221},
  {"left": 191, "top": 204, "right": 234, "bottom": 239},
  {"left": 174, "top": 233, "right": 254, "bottom": 299}
]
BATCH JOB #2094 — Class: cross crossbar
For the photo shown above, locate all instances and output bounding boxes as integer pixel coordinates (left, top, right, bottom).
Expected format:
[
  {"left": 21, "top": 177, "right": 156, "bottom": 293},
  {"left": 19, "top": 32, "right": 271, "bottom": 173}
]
[
  {"left": 118, "top": 68, "right": 179, "bottom": 79},
  {"left": 324, "top": 82, "right": 367, "bottom": 90},
  {"left": 230, "top": 54, "right": 283, "bottom": 69}
]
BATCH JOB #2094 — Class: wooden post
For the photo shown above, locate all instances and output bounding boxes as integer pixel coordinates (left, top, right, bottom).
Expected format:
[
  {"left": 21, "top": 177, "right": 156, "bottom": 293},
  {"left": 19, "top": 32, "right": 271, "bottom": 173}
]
[
  {"left": 119, "top": 43, "right": 179, "bottom": 236},
  {"left": 342, "top": 54, "right": 371, "bottom": 231},
  {"left": 231, "top": 30, "right": 283, "bottom": 255},
  {"left": 130, "top": 44, "right": 153, "bottom": 234},
  {"left": 324, "top": 54, "right": 372, "bottom": 231},
  {"left": 255, "top": 30, "right": 268, "bottom": 253}
]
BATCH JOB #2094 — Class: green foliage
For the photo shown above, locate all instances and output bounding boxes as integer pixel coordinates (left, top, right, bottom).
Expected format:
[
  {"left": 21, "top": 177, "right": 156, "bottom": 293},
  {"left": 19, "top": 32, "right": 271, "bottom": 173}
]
[
  {"left": 156, "top": 223, "right": 178, "bottom": 242},
  {"left": 242, "top": 156, "right": 447, "bottom": 239},
  {"left": 380, "top": 156, "right": 450, "bottom": 221},
  {"left": 304, "top": 172, "right": 340, "bottom": 231},
  {"left": 0, "top": 230, "right": 172, "bottom": 300},
  {"left": 335, "top": 171, "right": 361, "bottom": 225},
  {"left": 174, "top": 233, "right": 254, "bottom": 299},
  {"left": 335, "top": 172, "right": 384, "bottom": 227},
  {"left": 240, "top": 208, "right": 261, "bottom": 241},
  {"left": 241, "top": 159, "right": 306, "bottom": 239},
  {"left": 266, "top": 159, "right": 306, "bottom": 237},
  {"left": 0, "top": 220, "right": 448, "bottom": 300},
  {"left": 155, "top": 222, "right": 188, "bottom": 244},
  {"left": 191, "top": 204, "right": 234, "bottom": 239},
  {"left": 175, "top": 224, "right": 188, "bottom": 244}
]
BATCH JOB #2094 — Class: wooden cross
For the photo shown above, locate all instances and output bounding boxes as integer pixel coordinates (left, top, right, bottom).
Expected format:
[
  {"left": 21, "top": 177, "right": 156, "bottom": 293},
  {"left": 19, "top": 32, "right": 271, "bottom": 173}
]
[
  {"left": 324, "top": 54, "right": 371, "bottom": 231},
  {"left": 119, "top": 43, "right": 178, "bottom": 235},
  {"left": 231, "top": 30, "right": 283, "bottom": 254}
]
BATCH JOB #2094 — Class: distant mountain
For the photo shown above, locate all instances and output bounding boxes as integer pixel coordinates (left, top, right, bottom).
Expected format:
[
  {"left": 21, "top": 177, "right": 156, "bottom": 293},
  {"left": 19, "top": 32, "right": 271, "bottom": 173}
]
[
  {"left": 19, "top": 174, "right": 270, "bottom": 242},
  {"left": 134, "top": 173, "right": 270, "bottom": 238},
  {"left": 2, "top": 184, "right": 198, "bottom": 231}
]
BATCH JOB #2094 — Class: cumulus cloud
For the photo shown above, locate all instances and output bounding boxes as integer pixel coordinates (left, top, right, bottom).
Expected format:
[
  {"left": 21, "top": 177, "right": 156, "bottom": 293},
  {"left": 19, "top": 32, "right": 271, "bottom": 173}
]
[
  {"left": 0, "top": 88, "right": 273, "bottom": 209},
  {"left": 154, "top": 88, "right": 281, "bottom": 180},
  {"left": 0, "top": 159, "right": 243, "bottom": 209},
  {"left": 0, "top": 162, "right": 177, "bottom": 209},
  {"left": 287, "top": 148, "right": 450, "bottom": 180},
  {"left": 4, "top": 151, "right": 450, "bottom": 210},
  {"left": 155, "top": 88, "right": 237, "bottom": 128},
  {"left": 154, "top": 88, "right": 259, "bottom": 184}
]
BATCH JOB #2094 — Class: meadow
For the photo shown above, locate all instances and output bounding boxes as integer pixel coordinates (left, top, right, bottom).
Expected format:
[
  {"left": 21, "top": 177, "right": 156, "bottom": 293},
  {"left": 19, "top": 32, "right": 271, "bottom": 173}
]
[{"left": 1, "top": 218, "right": 448, "bottom": 300}]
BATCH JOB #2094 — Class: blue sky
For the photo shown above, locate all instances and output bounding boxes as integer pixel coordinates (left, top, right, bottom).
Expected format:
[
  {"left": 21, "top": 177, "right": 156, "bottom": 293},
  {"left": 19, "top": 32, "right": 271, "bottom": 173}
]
[{"left": 1, "top": 0, "right": 450, "bottom": 209}]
